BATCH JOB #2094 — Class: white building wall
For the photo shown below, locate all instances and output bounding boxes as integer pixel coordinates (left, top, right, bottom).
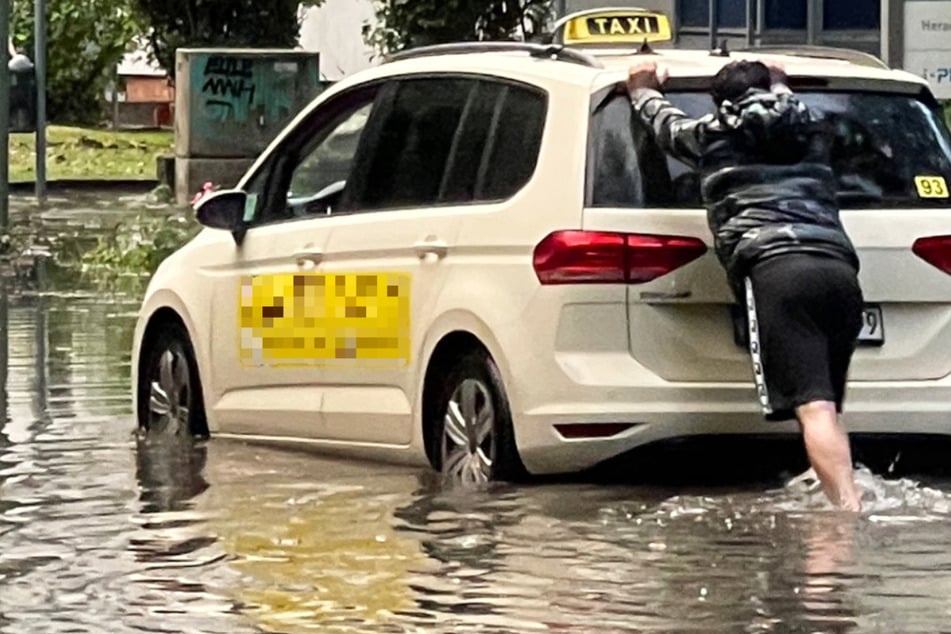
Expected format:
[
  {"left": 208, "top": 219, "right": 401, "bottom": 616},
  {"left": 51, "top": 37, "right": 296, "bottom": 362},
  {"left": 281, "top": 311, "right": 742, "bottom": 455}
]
[{"left": 298, "top": 0, "right": 380, "bottom": 80}]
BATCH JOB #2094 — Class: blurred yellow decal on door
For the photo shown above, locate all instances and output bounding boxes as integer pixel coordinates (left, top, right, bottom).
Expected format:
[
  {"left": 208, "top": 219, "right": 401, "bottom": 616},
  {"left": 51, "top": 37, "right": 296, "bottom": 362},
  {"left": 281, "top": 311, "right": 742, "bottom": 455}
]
[{"left": 240, "top": 273, "right": 411, "bottom": 367}]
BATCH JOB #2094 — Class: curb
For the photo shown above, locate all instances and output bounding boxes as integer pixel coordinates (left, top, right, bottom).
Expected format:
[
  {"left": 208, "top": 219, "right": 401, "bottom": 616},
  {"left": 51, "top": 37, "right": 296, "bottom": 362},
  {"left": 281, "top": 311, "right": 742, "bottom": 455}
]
[{"left": 9, "top": 179, "right": 160, "bottom": 194}]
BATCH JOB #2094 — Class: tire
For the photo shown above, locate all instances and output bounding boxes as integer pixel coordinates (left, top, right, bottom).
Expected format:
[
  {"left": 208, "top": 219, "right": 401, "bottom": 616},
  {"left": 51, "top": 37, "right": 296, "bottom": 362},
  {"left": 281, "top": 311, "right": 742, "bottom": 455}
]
[
  {"left": 431, "top": 349, "right": 526, "bottom": 484},
  {"left": 137, "top": 321, "right": 208, "bottom": 439}
]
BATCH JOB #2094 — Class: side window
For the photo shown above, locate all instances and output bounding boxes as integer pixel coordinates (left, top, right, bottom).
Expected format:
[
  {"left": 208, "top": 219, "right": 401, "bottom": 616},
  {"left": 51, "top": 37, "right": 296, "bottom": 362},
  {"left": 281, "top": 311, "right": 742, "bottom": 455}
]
[
  {"left": 587, "top": 92, "right": 689, "bottom": 208},
  {"left": 589, "top": 95, "right": 646, "bottom": 207},
  {"left": 477, "top": 85, "right": 546, "bottom": 201},
  {"left": 347, "top": 76, "right": 548, "bottom": 211},
  {"left": 286, "top": 102, "right": 373, "bottom": 217},
  {"left": 439, "top": 81, "right": 505, "bottom": 203},
  {"left": 237, "top": 156, "right": 271, "bottom": 221},
  {"left": 245, "top": 86, "right": 381, "bottom": 226},
  {"left": 354, "top": 77, "right": 474, "bottom": 209}
]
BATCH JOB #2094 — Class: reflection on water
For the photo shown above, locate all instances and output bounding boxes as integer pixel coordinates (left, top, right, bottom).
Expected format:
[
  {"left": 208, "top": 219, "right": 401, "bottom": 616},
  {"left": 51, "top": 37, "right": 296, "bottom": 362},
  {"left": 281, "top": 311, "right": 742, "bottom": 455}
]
[{"left": 2, "top": 192, "right": 951, "bottom": 633}]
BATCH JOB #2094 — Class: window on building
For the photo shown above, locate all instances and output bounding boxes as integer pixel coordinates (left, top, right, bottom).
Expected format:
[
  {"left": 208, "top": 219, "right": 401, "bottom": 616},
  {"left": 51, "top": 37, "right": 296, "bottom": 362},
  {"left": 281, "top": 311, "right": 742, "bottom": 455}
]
[
  {"left": 679, "top": 0, "right": 747, "bottom": 28},
  {"left": 824, "top": 0, "right": 879, "bottom": 30},
  {"left": 764, "top": 0, "right": 806, "bottom": 29}
]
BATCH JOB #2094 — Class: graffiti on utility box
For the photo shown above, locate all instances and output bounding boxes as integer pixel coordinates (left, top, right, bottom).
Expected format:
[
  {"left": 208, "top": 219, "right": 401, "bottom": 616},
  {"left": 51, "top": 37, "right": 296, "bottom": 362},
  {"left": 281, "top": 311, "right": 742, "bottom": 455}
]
[
  {"left": 181, "top": 49, "right": 323, "bottom": 159},
  {"left": 193, "top": 54, "right": 318, "bottom": 128},
  {"left": 201, "top": 57, "right": 257, "bottom": 122}
]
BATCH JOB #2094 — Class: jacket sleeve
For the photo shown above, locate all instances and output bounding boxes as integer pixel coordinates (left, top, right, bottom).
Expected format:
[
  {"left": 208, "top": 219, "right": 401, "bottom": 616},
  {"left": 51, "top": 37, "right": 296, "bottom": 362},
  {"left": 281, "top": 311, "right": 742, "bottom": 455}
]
[{"left": 630, "top": 88, "right": 708, "bottom": 169}]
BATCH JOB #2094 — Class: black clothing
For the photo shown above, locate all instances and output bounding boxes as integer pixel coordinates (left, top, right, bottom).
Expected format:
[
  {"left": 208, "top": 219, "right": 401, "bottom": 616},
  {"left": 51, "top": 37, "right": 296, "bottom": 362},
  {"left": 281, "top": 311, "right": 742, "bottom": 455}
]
[
  {"left": 746, "top": 254, "right": 864, "bottom": 421},
  {"left": 631, "top": 84, "right": 860, "bottom": 301},
  {"left": 631, "top": 81, "right": 866, "bottom": 419}
]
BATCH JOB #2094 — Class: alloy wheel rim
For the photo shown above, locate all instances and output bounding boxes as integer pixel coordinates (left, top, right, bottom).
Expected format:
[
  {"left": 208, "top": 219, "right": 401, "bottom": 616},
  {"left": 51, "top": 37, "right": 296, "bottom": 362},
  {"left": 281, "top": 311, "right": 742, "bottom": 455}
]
[
  {"left": 441, "top": 378, "right": 495, "bottom": 484},
  {"left": 147, "top": 348, "right": 190, "bottom": 436}
]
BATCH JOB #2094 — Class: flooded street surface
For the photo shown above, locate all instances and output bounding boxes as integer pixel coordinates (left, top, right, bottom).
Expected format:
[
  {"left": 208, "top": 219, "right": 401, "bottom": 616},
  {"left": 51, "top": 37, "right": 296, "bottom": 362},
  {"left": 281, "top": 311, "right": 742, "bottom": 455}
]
[{"left": 4, "top": 192, "right": 951, "bottom": 633}]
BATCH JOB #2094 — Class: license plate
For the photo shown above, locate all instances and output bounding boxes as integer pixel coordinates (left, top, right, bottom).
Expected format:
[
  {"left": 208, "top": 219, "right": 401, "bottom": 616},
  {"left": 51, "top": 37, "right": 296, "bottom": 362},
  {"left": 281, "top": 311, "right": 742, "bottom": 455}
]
[
  {"left": 732, "top": 304, "right": 884, "bottom": 347},
  {"left": 858, "top": 305, "right": 884, "bottom": 346}
]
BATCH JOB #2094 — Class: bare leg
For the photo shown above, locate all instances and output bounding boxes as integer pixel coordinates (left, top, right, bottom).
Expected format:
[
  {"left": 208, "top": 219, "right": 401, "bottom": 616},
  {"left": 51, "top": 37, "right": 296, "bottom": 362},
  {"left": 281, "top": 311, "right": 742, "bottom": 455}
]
[{"left": 796, "top": 400, "right": 861, "bottom": 512}]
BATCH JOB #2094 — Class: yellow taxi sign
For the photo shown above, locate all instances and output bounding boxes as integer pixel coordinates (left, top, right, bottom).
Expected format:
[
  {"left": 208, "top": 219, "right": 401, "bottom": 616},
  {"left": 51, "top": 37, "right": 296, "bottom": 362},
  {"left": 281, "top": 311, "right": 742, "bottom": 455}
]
[{"left": 554, "top": 8, "right": 673, "bottom": 46}]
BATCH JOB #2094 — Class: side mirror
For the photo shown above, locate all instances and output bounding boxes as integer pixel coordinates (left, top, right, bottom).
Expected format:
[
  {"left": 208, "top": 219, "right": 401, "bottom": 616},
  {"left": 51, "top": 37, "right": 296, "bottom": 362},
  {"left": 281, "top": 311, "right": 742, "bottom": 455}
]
[{"left": 195, "top": 190, "right": 248, "bottom": 231}]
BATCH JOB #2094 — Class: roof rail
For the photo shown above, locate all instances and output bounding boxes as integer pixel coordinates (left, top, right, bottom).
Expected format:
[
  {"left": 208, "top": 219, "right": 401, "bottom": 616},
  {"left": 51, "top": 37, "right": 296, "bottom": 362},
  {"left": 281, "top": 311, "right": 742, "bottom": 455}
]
[
  {"left": 383, "top": 42, "right": 604, "bottom": 69},
  {"left": 738, "top": 45, "right": 890, "bottom": 70},
  {"left": 549, "top": 6, "right": 654, "bottom": 35}
]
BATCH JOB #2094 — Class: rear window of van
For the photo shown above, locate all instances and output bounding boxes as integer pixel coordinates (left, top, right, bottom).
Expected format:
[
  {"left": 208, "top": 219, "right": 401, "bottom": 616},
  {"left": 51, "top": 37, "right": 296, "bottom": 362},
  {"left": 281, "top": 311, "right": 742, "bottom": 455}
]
[{"left": 588, "top": 90, "right": 951, "bottom": 209}]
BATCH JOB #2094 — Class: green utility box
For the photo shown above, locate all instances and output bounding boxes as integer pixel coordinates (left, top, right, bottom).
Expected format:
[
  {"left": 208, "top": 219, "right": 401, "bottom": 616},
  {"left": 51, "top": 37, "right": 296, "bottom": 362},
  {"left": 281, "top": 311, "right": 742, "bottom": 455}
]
[
  {"left": 174, "top": 48, "right": 325, "bottom": 204},
  {"left": 176, "top": 48, "right": 322, "bottom": 158}
]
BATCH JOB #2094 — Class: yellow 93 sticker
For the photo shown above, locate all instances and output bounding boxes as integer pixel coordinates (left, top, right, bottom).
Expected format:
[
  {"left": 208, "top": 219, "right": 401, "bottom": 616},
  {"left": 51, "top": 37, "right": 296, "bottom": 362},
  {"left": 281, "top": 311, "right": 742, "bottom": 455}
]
[
  {"left": 914, "top": 176, "right": 949, "bottom": 199},
  {"left": 239, "top": 273, "right": 411, "bottom": 367}
]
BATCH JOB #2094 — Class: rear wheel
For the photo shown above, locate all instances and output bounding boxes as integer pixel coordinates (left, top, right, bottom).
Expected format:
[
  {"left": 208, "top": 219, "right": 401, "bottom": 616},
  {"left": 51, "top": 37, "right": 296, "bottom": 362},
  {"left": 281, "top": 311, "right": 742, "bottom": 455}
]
[
  {"left": 137, "top": 322, "right": 208, "bottom": 438},
  {"left": 432, "top": 349, "right": 525, "bottom": 484}
]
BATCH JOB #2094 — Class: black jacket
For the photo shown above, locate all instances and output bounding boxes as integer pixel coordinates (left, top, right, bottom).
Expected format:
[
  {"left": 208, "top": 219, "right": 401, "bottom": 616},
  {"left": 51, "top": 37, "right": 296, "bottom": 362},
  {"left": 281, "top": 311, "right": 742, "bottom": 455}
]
[{"left": 631, "top": 83, "right": 860, "bottom": 299}]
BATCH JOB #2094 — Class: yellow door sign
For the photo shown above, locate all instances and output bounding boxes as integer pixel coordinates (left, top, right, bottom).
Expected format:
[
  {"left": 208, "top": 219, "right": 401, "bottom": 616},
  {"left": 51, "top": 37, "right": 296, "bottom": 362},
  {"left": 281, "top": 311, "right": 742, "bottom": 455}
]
[{"left": 239, "top": 273, "right": 411, "bottom": 367}]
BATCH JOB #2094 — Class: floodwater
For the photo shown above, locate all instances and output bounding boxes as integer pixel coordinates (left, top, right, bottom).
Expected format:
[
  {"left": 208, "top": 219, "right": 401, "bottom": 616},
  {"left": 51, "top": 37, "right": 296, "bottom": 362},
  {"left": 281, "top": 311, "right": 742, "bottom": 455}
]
[{"left": 4, "top": 191, "right": 951, "bottom": 633}]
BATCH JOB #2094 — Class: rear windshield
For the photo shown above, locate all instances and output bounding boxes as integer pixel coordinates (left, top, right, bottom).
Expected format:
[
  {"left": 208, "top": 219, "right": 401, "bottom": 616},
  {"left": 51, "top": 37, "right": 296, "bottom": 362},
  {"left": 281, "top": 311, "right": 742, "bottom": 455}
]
[{"left": 589, "top": 91, "right": 951, "bottom": 209}]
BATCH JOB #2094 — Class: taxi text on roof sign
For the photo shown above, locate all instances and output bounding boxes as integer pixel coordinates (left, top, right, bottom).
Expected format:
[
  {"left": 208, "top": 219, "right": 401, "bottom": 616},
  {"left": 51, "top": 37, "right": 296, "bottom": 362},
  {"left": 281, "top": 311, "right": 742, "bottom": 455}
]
[{"left": 554, "top": 8, "right": 673, "bottom": 46}]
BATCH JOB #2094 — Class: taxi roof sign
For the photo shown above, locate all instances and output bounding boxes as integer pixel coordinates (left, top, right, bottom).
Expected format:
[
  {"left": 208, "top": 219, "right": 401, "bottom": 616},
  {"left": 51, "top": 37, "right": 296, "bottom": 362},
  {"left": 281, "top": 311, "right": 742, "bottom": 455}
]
[{"left": 552, "top": 7, "right": 673, "bottom": 47}]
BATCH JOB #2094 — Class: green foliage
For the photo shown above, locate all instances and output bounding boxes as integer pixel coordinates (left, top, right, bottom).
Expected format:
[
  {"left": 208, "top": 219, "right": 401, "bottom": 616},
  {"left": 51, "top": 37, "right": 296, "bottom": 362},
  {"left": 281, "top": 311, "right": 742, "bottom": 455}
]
[
  {"left": 80, "top": 211, "right": 201, "bottom": 280},
  {"left": 9, "top": 125, "right": 173, "bottom": 182},
  {"left": 133, "top": 0, "right": 324, "bottom": 81},
  {"left": 12, "top": 0, "right": 142, "bottom": 124},
  {"left": 363, "top": 0, "right": 553, "bottom": 56},
  {"left": 1, "top": 204, "right": 198, "bottom": 296}
]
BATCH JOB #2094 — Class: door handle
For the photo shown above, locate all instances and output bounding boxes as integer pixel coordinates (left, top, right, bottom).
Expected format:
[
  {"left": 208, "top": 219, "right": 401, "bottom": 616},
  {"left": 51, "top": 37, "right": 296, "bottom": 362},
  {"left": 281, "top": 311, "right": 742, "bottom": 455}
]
[
  {"left": 293, "top": 248, "right": 324, "bottom": 266},
  {"left": 413, "top": 238, "right": 448, "bottom": 259}
]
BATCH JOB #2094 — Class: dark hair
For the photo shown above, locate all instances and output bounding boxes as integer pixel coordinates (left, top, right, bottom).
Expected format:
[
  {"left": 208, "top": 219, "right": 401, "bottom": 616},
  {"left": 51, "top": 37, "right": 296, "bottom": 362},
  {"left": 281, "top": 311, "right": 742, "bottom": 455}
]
[{"left": 711, "top": 60, "right": 772, "bottom": 106}]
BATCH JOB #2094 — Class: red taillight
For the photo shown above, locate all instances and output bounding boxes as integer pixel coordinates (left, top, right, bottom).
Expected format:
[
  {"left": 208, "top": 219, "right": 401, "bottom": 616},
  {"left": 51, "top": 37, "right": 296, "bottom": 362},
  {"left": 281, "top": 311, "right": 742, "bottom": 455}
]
[
  {"left": 533, "top": 230, "right": 707, "bottom": 285},
  {"left": 626, "top": 233, "right": 709, "bottom": 283},
  {"left": 533, "top": 231, "right": 626, "bottom": 284},
  {"left": 913, "top": 235, "right": 951, "bottom": 275}
]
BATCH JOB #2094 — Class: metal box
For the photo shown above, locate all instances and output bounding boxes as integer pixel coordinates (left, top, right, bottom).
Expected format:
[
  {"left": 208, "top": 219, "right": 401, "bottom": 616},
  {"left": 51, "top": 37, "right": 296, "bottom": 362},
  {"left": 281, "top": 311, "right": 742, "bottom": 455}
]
[{"left": 175, "top": 49, "right": 323, "bottom": 159}]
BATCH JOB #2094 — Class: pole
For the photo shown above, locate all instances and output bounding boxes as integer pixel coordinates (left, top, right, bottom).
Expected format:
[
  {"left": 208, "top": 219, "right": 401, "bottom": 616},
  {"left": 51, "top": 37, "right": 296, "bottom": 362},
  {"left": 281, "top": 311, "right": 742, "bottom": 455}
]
[
  {"left": 709, "top": 0, "right": 720, "bottom": 50},
  {"left": 34, "top": 0, "right": 46, "bottom": 205},
  {"left": 806, "top": 0, "right": 819, "bottom": 45},
  {"left": 0, "top": 279, "right": 7, "bottom": 431},
  {"left": 745, "top": 0, "right": 755, "bottom": 47},
  {"left": 0, "top": 0, "right": 11, "bottom": 230}
]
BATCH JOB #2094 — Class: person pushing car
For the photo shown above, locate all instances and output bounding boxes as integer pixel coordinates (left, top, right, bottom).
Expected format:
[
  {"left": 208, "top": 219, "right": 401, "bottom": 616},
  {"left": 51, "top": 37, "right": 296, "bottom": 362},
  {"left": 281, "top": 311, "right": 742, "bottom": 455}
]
[{"left": 626, "top": 59, "right": 864, "bottom": 511}]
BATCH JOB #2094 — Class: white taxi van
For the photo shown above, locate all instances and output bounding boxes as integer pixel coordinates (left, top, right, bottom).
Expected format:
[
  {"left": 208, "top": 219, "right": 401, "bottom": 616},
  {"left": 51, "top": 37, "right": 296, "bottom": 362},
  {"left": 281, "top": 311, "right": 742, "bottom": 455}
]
[{"left": 132, "top": 7, "right": 951, "bottom": 482}]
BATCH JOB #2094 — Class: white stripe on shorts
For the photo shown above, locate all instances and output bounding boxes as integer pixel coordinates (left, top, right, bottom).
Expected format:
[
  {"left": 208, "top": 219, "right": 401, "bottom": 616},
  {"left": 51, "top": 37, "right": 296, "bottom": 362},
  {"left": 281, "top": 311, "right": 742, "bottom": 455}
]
[{"left": 745, "top": 277, "right": 773, "bottom": 415}]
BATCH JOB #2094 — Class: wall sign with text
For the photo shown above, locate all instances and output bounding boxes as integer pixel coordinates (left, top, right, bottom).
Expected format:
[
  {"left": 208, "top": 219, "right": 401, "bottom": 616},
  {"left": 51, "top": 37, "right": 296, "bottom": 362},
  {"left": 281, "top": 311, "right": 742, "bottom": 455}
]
[{"left": 904, "top": 1, "right": 951, "bottom": 100}]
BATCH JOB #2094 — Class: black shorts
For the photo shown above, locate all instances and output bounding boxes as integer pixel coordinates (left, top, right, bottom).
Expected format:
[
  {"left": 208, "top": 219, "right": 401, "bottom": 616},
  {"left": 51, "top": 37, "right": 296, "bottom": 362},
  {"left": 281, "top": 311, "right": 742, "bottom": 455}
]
[{"left": 745, "top": 253, "right": 864, "bottom": 422}]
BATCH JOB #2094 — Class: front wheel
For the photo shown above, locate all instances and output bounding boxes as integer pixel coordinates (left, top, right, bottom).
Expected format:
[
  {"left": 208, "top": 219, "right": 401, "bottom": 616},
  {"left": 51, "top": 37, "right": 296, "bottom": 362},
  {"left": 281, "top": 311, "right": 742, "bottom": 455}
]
[
  {"left": 432, "top": 350, "right": 525, "bottom": 484},
  {"left": 137, "top": 322, "right": 208, "bottom": 439}
]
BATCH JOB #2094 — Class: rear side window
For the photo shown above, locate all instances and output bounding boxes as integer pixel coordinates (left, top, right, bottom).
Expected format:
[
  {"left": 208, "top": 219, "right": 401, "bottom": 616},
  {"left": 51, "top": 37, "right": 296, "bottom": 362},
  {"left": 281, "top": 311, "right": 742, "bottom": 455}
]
[
  {"left": 589, "top": 90, "right": 951, "bottom": 209},
  {"left": 440, "top": 81, "right": 507, "bottom": 203},
  {"left": 358, "top": 77, "right": 473, "bottom": 209},
  {"left": 479, "top": 86, "right": 547, "bottom": 200},
  {"left": 351, "top": 76, "right": 548, "bottom": 210}
]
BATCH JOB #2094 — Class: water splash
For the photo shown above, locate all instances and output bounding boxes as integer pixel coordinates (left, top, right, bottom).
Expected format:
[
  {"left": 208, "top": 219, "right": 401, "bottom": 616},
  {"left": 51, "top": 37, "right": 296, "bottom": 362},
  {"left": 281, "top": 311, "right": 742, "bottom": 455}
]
[{"left": 777, "top": 465, "right": 951, "bottom": 520}]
